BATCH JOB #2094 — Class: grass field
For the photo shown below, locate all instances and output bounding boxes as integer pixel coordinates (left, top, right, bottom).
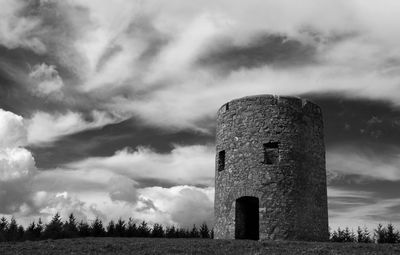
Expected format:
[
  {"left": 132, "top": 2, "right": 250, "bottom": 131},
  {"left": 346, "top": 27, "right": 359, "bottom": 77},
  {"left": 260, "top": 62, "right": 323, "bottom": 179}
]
[{"left": 0, "top": 238, "right": 399, "bottom": 255}]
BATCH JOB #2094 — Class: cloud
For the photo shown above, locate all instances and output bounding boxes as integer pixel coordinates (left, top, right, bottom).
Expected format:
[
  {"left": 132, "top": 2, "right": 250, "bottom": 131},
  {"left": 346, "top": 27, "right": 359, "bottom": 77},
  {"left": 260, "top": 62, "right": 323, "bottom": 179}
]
[
  {"left": 26, "top": 110, "right": 123, "bottom": 146},
  {"left": 28, "top": 63, "right": 64, "bottom": 98},
  {"left": 0, "top": 109, "right": 37, "bottom": 215},
  {"left": 0, "top": 148, "right": 35, "bottom": 182},
  {"left": 138, "top": 185, "right": 214, "bottom": 227},
  {"left": 108, "top": 176, "right": 139, "bottom": 203},
  {"left": 4, "top": 0, "right": 400, "bottom": 133},
  {"left": 65, "top": 144, "right": 215, "bottom": 187},
  {"left": 0, "top": 109, "right": 27, "bottom": 148},
  {"left": 327, "top": 145, "right": 400, "bottom": 181},
  {"left": 1, "top": 143, "right": 215, "bottom": 227},
  {"left": 0, "top": 0, "right": 46, "bottom": 53},
  {"left": 328, "top": 187, "right": 400, "bottom": 230}
]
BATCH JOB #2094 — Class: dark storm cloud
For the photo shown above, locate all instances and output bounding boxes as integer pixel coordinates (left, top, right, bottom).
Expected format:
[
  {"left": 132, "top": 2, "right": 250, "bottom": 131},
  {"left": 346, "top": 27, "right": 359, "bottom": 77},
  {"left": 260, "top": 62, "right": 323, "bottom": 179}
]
[
  {"left": 197, "top": 34, "right": 317, "bottom": 72},
  {"left": 31, "top": 118, "right": 214, "bottom": 169},
  {"left": 307, "top": 94, "right": 400, "bottom": 148}
]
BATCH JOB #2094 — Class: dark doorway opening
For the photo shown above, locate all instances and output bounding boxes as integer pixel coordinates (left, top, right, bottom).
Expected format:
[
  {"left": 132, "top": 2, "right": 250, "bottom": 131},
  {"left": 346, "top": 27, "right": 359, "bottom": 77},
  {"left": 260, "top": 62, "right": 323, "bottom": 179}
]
[{"left": 235, "top": 196, "right": 259, "bottom": 240}]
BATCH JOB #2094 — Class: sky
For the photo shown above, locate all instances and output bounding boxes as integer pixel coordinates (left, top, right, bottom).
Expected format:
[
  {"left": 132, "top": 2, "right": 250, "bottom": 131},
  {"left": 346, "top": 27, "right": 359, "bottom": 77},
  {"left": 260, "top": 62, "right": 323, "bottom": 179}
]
[{"left": 1, "top": 0, "right": 400, "bottom": 231}]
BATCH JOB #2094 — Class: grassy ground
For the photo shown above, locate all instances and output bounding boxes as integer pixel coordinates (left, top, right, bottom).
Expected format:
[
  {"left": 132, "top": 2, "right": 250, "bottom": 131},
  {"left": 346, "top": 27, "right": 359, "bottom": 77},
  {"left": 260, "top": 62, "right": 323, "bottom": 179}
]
[{"left": 0, "top": 238, "right": 399, "bottom": 255}]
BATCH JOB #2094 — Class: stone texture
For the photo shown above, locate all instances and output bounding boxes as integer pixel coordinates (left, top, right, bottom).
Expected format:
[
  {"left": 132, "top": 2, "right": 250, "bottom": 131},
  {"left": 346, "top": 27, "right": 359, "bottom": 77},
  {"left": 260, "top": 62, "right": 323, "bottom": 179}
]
[{"left": 214, "top": 94, "right": 329, "bottom": 241}]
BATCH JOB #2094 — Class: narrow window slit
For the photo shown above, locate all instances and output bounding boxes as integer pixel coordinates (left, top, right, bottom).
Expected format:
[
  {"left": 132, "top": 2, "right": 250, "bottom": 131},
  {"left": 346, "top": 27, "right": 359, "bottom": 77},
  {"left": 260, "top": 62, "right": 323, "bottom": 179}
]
[{"left": 218, "top": 150, "right": 226, "bottom": 171}]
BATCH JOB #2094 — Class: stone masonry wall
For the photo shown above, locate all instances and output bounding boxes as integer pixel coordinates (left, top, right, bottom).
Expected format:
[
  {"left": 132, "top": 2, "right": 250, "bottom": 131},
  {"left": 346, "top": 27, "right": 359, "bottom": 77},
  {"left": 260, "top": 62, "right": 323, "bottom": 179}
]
[{"left": 214, "top": 94, "right": 329, "bottom": 241}]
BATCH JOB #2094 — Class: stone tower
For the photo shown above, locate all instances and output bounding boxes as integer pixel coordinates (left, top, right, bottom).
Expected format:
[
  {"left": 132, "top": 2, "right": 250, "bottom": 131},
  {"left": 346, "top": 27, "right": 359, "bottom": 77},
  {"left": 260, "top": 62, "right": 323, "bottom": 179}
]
[{"left": 214, "top": 95, "right": 328, "bottom": 241}]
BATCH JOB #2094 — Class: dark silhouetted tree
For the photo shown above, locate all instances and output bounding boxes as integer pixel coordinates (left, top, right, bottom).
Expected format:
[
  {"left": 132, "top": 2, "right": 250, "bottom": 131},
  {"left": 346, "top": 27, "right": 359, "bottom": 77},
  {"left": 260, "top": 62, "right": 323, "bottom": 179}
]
[
  {"left": 25, "top": 222, "right": 37, "bottom": 241},
  {"left": 90, "top": 217, "right": 105, "bottom": 237},
  {"left": 166, "top": 226, "right": 176, "bottom": 238},
  {"left": 151, "top": 223, "right": 164, "bottom": 237},
  {"left": 34, "top": 218, "right": 44, "bottom": 239},
  {"left": 63, "top": 213, "right": 78, "bottom": 238},
  {"left": 331, "top": 227, "right": 355, "bottom": 242},
  {"left": 190, "top": 224, "right": 199, "bottom": 238},
  {"left": 115, "top": 218, "right": 126, "bottom": 237},
  {"left": 357, "top": 226, "right": 372, "bottom": 243},
  {"left": 199, "top": 222, "right": 210, "bottom": 238},
  {"left": 17, "top": 225, "right": 24, "bottom": 241},
  {"left": 107, "top": 220, "right": 116, "bottom": 237},
  {"left": 7, "top": 217, "right": 19, "bottom": 241},
  {"left": 43, "top": 213, "right": 63, "bottom": 239},
  {"left": 126, "top": 218, "right": 137, "bottom": 237},
  {"left": 175, "top": 227, "right": 189, "bottom": 238},
  {"left": 77, "top": 220, "right": 90, "bottom": 237},
  {"left": 386, "top": 223, "right": 400, "bottom": 243},
  {"left": 138, "top": 221, "right": 150, "bottom": 237},
  {"left": 0, "top": 217, "right": 8, "bottom": 242},
  {"left": 375, "top": 224, "right": 387, "bottom": 243},
  {"left": 375, "top": 223, "right": 400, "bottom": 243}
]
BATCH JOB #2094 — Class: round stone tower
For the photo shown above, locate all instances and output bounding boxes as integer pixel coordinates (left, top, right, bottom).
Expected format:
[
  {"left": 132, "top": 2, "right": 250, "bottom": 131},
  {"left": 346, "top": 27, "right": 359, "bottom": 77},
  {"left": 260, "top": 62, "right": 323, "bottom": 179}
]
[{"left": 214, "top": 94, "right": 328, "bottom": 241}]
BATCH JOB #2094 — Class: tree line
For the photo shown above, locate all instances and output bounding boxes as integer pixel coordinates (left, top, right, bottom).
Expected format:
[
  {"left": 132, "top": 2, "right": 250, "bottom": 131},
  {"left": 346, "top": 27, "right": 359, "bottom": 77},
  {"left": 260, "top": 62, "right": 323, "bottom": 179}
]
[
  {"left": 1, "top": 213, "right": 399, "bottom": 243},
  {"left": 0, "top": 213, "right": 213, "bottom": 242},
  {"left": 330, "top": 224, "right": 400, "bottom": 243}
]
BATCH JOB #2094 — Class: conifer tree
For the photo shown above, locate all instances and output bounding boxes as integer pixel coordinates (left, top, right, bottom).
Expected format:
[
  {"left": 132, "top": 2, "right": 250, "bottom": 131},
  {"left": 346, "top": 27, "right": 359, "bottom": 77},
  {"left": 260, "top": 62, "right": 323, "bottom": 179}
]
[
  {"left": 375, "top": 224, "right": 387, "bottom": 243},
  {"left": 63, "top": 213, "right": 78, "bottom": 238},
  {"left": 115, "top": 218, "right": 126, "bottom": 237},
  {"left": 35, "top": 218, "right": 44, "bottom": 239},
  {"left": 90, "top": 217, "right": 105, "bottom": 237},
  {"left": 199, "top": 222, "right": 210, "bottom": 238},
  {"left": 151, "top": 223, "right": 164, "bottom": 237},
  {"left": 7, "top": 217, "right": 19, "bottom": 241},
  {"left": 0, "top": 217, "right": 8, "bottom": 242},
  {"left": 126, "top": 218, "right": 137, "bottom": 237},
  {"left": 25, "top": 222, "right": 36, "bottom": 241},
  {"left": 44, "top": 213, "right": 63, "bottom": 239},
  {"left": 357, "top": 226, "right": 372, "bottom": 243},
  {"left": 77, "top": 220, "right": 90, "bottom": 237},
  {"left": 166, "top": 225, "right": 176, "bottom": 238},
  {"left": 386, "top": 223, "right": 400, "bottom": 243},
  {"left": 138, "top": 221, "right": 150, "bottom": 237},
  {"left": 190, "top": 224, "right": 199, "bottom": 238},
  {"left": 107, "top": 220, "right": 116, "bottom": 237}
]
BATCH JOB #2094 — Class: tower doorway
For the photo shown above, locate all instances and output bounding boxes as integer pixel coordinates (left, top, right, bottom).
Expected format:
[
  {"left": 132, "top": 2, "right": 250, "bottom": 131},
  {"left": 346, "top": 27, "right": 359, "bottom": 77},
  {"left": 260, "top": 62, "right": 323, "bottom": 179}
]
[{"left": 235, "top": 196, "right": 259, "bottom": 240}]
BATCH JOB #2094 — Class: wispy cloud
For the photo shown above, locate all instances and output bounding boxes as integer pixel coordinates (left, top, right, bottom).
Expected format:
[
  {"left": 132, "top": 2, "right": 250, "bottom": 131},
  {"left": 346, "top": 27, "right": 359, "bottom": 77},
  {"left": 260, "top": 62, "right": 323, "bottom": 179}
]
[
  {"left": 327, "top": 145, "right": 400, "bottom": 181},
  {"left": 26, "top": 110, "right": 124, "bottom": 146},
  {"left": 62, "top": 144, "right": 215, "bottom": 187}
]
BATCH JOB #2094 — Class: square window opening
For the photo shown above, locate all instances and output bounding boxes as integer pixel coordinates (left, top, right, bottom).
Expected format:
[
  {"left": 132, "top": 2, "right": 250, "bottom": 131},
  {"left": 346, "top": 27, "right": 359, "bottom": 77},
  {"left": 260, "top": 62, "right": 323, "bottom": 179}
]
[{"left": 263, "top": 142, "right": 279, "bottom": 165}]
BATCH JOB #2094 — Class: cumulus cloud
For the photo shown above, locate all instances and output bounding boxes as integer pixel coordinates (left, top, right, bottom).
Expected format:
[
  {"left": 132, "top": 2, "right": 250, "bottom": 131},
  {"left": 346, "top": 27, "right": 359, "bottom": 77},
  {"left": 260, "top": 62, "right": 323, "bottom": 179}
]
[
  {"left": 138, "top": 186, "right": 214, "bottom": 227},
  {"left": 28, "top": 63, "right": 64, "bottom": 98},
  {"left": 3, "top": 143, "right": 215, "bottom": 226},
  {"left": 0, "top": 109, "right": 27, "bottom": 148},
  {"left": 26, "top": 110, "right": 123, "bottom": 145},
  {"left": 0, "top": 148, "right": 35, "bottom": 182},
  {"left": 0, "top": 109, "right": 37, "bottom": 215}
]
